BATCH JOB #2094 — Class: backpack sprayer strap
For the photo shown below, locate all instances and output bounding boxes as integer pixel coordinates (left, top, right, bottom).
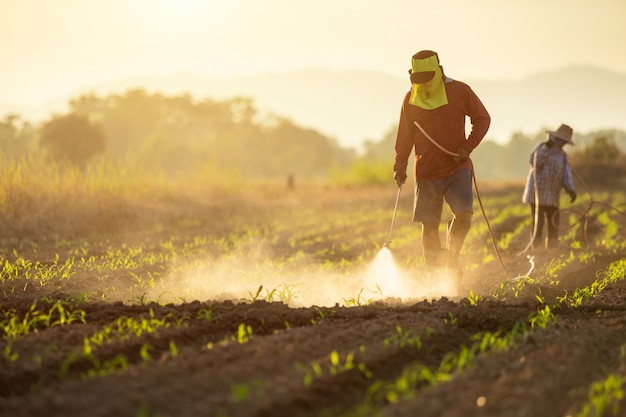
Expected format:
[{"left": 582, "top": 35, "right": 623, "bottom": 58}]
[
  {"left": 413, "top": 121, "right": 459, "bottom": 157},
  {"left": 413, "top": 120, "right": 512, "bottom": 280}
]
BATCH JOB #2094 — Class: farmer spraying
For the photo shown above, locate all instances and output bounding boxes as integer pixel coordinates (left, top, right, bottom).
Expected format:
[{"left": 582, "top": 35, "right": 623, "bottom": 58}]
[
  {"left": 393, "top": 50, "right": 491, "bottom": 283},
  {"left": 522, "top": 123, "right": 577, "bottom": 250}
]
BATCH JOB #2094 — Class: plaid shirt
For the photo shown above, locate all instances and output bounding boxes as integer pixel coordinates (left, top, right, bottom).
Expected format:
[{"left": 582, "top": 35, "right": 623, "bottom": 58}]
[{"left": 522, "top": 141, "right": 575, "bottom": 207}]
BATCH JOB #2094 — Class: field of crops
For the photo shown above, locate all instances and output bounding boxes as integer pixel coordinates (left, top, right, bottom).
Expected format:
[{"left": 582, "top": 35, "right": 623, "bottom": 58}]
[{"left": 1, "top": 180, "right": 626, "bottom": 417}]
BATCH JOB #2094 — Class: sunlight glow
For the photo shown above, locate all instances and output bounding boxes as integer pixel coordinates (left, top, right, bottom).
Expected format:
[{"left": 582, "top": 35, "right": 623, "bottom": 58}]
[
  {"left": 133, "top": 0, "right": 229, "bottom": 31},
  {"left": 148, "top": 0, "right": 213, "bottom": 14}
]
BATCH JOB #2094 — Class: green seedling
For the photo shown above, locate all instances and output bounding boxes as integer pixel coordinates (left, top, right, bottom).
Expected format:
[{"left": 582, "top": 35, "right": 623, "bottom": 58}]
[
  {"left": 343, "top": 288, "right": 373, "bottom": 307},
  {"left": 467, "top": 289, "right": 482, "bottom": 306},
  {"left": 444, "top": 312, "right": 457, "bottom": 325},
  {"left": 247, "top": 285, "right": 263, "bottom": 303},
  {"left": 577, "top": 374, "right": 626, "bottom": 417},
  {"left": 299, "top": 350, "right": 370, "bottom": 386},
  {"left": 237, "top": 323, "right": 253, "bottom": 344},
  {"left": 529, "top": 305, "right": 556, "bottom": 329},
  {"left": 230, "top": 379, "right": 264, "bottom": 404},
  {"left": 197, "top": 308, "right": 213, "bottom": 322},
  {"left": 383, "top": 326, "right": 422, "bottom": 349},
  {"left": 311, "top": 307, "right": 335, "bottom": 324}
]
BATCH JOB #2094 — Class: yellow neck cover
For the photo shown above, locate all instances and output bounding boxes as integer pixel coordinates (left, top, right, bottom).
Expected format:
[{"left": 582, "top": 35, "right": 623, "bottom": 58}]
[{"left": 409, "top": 56, "right": 448, "bottom": 110}]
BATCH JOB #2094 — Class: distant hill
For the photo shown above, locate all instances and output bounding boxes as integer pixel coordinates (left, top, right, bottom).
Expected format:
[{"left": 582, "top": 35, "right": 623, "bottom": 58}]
[
  {"left": 2, "top": 65, "right": 626, "bottom": 151},
  {"left": 473, "top": 65, "right": 626, "bottom": 144}
]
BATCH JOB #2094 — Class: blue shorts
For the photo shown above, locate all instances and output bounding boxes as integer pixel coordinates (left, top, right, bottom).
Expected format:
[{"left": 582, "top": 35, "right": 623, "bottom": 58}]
[{"left": 413, "top": 169, "right": 474, "bottom": 223}]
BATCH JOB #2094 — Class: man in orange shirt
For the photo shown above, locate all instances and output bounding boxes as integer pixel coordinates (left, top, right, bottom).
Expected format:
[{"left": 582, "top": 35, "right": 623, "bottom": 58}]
[{"left": 393, "top": 50, "right": 491, "bottom": 283}]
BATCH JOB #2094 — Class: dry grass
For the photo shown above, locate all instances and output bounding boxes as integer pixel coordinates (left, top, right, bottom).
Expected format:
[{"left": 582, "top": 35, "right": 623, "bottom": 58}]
[{"left": 0, "top": 154, "right": 387, "bottom": 247}]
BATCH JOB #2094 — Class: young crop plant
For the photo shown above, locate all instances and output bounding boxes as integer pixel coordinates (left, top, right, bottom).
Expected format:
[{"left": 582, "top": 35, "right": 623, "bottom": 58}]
[
  {"left": 543, "top": 256, "right": 571, "bottom": 282},
  {"left": 236, "top": 323, "right": 253, "bottom": 344},
  {"left": 1, "top": 306, "right": 38, "bottom": 339},
  {"left": 299, "top": 349, "right": 371, "bottom": 387},
  {"left": 489, "top": 273, "right": 557, "bottom": 302},
  {"left": 66, "top": 344, "right": 148, "bottom": 382},
  {"left": 466, "top": 289, "right": 483, "bottom": 306},
  {"left": 576, "top": 374, "right": 626, "bottom": 417},
  {"left": 604, "top": 259, "right": 626, "bottom": 282},
  {"left": 474, "top": 322, "right": 528, "bottom": 354},
  {"left": 64, "top": 292, "right": 92, "bottom": 305},
  {"left": 129, "top": 293, "right": 150, "bottom": 306},
  {"left": 246, "top": 285, "right": 264, "bottom": 303},
  {"left": 82, "top": 354, "right": 130, "bottom": 379},
  {"left": 80, "top": 308, "right": 188, "bottom": 351},
  {"left": 230, "top": 379, "right": 265, "bottom": 404},
  {"left": 52, "top": 310, "right": 191, "bottom": 382},
  {"left": 130, "top": 271, "right": 163, "bottom": 289},
  {"left": 274, "top": 283, "right": 300, "bottom": 304},
  {"left": 0, "top": 254, "right": 79, "bottom": 287},
  {"left": 577, "top": 250, "right": 599, "bottom": 264},
  {"left": 55, "top": 352, "right": 80, "bottom": 382},
  {"left": 342, "top": 288, "right": 374, "bottom": 307},
  {"left": 565, "top": 259, "right": 626, "bottom": 307},
  {"left": 346, "top": 313, "right": 533, "bottom": 415},
  {"left": 363, "top": 362, "right": 440, "bottom": 407},
  {"left": 498, "top": 220, "right": 532, "bottom": 251},
  {"left": 438, "top": 344, "right": 479, "bottom": 379},
  {"left": 383, "top": 326, "right": 423, "bottom": 349},
  {"left": 311, "top": 306, "right": 336, "bottom": 325},
  {"left": 528, "top": 305, "right": 556, "bottom": 329},
  {"left": 168, "top": 341, "right": 179, "bottom": 358},
  {"left": 196, "top": 308, "right": 214, "bottom": 322},
  {"left": 0, "top": 253, "right": 32, "bottom": 282},
  {"left": 139, "top": 344, "right": 153, "bottom": 363},
  {"left": 1, "top": 301, "right": 85, "bottom": 340},
  {"left": 3, "top": 339, "right": 19, "bottom": 361},
  {"left": 444, "top": 312, "right": 458, "bottom": 325},
  {"left": 217, "top": 323, "right": 254, "bottom": 346},
  {"left": 252, "top": 283, "right": 301, "bottom": 304},
  {"left": 560, "top": 191, "right": 626, "bottom": 251}
]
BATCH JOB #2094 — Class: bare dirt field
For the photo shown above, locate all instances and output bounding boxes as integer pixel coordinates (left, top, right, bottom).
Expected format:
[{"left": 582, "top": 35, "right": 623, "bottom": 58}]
[{"left": 1, "top": 184, "right": 625, "bottom": 417}]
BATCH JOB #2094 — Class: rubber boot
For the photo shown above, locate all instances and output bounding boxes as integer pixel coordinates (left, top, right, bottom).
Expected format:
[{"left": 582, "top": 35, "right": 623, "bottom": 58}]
[{"left": 446, "top": 212, "right": 472, "bottom": 283}]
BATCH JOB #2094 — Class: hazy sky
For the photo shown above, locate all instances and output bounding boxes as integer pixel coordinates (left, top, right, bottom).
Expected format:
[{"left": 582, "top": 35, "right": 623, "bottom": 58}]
[{"left": 2, "top": 0, "right": 626, "bottom": 105}]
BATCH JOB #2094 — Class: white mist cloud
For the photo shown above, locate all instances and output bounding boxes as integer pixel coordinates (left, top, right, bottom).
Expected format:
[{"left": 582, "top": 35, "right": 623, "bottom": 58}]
[{"left": 148, "top": 242, "right": 459, "bottom": 307}]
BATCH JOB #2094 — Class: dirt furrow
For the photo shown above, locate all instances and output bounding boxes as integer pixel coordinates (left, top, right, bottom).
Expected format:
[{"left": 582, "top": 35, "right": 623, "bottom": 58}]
[
  {"left": 1, "top": 298, "right": 537, "bottom": 417},
  {"left": 382, "top": 309, "right": 626, "bottom": 417}
]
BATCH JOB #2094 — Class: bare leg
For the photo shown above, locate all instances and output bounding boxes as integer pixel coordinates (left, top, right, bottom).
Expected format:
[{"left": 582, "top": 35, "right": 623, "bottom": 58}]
[
  {"left": 422, "top": 222, "right": 445, "bottom": 274},
  {"left": 446, "top": 211, "right": 472, "bottom": 280}
]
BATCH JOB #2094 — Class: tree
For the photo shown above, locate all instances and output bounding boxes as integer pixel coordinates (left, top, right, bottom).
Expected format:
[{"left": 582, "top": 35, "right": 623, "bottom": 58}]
[
  {"left": 577, "top": 136, "right": 620, "bottom": 163},
  {"left": 0, "top": 114, "right": 35, "bottom": 158},
  {"left": 570, "top": 135, "right": 626, "bottom": 187},
  {"left": 64, "top": 90, "right": 356, "bottom": 178},
  {"left": 39, "top": 113, "right": 105, "bottom": 167}
]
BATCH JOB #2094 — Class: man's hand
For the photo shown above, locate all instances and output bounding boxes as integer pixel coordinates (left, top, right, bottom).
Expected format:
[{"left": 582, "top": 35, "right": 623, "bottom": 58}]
[
  {"left": 393, "top": 171, "right": 407, "bottom": 187},
  {"left": 452, "top": 147, "right": 469, "bottom": 164},
  {"left": 567, "top": 189, "right": 577, "bottom": 203}
]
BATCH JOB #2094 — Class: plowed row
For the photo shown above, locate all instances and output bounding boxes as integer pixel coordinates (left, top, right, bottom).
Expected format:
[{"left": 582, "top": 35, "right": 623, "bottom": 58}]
[{"left": 1, "top": 184, "right": 625, "bottom": 417}]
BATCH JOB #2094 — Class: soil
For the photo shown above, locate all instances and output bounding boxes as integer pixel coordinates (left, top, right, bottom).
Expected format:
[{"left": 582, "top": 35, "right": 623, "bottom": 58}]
[{"left": 1, "top": 184, "right": 626, "bottom": 417}]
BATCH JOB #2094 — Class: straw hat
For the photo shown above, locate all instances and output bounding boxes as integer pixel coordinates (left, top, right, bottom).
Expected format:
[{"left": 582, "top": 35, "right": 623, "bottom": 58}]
[{"left": 548, "top": 124, "right": 574, "bottom": 145}]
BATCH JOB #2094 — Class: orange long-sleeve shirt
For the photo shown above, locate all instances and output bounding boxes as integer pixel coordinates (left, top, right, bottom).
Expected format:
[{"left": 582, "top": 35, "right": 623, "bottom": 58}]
[{"left": 393, "top": 78, "right": 491, "bottom": 181}]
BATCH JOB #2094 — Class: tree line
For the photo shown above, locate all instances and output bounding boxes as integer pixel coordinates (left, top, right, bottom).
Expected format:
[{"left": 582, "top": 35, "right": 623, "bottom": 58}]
[
  {"left": 356, "top": 123, "right": 626, "bottom": 186},
  {"left": 1, "top": 89, "right": 355, "bottom": 179},
  {"left": 1, "top": 89, "right": 625, "bottom": 186}
]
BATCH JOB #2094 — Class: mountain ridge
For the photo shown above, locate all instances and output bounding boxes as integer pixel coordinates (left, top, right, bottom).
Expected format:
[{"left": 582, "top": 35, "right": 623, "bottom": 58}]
[{"left": 2, "top": 65, "right": 625, "bottom": 150}]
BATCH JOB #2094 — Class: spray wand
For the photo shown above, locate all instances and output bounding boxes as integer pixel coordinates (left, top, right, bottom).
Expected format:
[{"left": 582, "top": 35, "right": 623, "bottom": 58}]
[{"left": 383, "top": 184, "right": 403, "bottom": 248}]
